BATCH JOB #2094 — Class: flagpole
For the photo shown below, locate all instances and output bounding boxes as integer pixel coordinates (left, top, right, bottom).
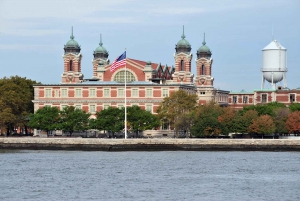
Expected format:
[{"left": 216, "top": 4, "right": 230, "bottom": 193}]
[{"left": 124, "top": 48, "right": 127, "bottom": 139}]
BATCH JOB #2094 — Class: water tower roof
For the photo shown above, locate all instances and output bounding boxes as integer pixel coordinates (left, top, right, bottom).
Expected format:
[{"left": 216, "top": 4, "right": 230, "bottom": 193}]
[{"left": 263, "top": 40, "right": 286, "bottom": 50}]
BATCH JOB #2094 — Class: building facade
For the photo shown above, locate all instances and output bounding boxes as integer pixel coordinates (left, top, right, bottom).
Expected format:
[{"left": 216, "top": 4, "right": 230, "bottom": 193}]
[{"left": 32, "top": 28, "right": 229, "bottom": 120}]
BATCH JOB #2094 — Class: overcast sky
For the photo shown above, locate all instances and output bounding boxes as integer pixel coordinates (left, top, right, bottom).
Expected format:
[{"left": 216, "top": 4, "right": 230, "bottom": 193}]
[{"left": 0, "top": 0, "right": 299, "bottom": 92}]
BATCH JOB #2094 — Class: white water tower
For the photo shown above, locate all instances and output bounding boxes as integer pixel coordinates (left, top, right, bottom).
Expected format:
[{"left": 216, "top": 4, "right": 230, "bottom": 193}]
[{"left": 261, "top": 40, "right": 287, "bottom": 89}]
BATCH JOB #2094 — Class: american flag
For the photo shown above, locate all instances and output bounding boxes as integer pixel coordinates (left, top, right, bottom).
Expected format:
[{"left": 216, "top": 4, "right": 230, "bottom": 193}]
[{"left": 110, "top": 51, "right": 126, "bottom": 72}]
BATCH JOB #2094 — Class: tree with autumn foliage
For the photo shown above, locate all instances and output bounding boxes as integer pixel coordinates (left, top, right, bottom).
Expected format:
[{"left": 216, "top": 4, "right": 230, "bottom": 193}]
[
  {"left": 285, "top": 111, "right": 300, "bottom": 134},
  {"left": 248, "top": 115, "right": 275, "bottom": 136},
  {"left": 157, "top": 90, "right": 198, "bottom": 137},
  {"left": 218, "top": 107, "right": 237, "bottom": 135}
]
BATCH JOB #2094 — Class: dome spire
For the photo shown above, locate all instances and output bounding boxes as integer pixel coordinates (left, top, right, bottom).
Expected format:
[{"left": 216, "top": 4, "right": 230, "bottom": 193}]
[
  {"left": 181, "top": 25, "right": 185, "bottom": 39},
  {"left": 70, "top": 26, "right": 74, "bottom": 40},
  {"left": 99, "top": 34, "right": 103, "bottom": 46},
  {"left": 202, "top": 33, "right": 206, "bottom": 45}
]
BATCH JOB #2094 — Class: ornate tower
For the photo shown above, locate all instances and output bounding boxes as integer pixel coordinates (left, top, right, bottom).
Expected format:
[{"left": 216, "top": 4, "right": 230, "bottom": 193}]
[
  {"left": 172, "top": 26, "right": 193, "bottom": 84},
  {"left": 195, "top": 33, "right": 213, "bottom": 86},
  {"left": 61, "top": 27, "right": 83, "bottom": 83},
  {"left": 92, "top": 34, "right": 109, "bottom": 80},
  {"left": 195, "top": 33, "right": 215, "bottom": 105}
]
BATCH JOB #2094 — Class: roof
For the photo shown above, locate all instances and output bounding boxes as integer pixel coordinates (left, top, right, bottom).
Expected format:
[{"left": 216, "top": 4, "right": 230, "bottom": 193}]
[{"left": 262, "top": 40, "right": 286, "bottom": 50}]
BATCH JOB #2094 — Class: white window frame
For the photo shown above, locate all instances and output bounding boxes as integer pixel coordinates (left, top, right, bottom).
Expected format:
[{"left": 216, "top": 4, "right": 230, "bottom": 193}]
[
  {"left": 61, "top": 88, "right": 68, "bottom": 98},
  {"left": 104, "top": 88, "right": 110, "bottom": 98},
  {"left": 290, "top": 93, "right": 296, "bottom": 103},
  {"left": 89, "top": 104, "right": 96, "bottom": 113},
  {"left": 45, "top": 88, "right": 52, "bottom": 98},
  {"left": 103, "top": 104, "right": 110, "bottom": 110},
  {"left": 54, "top": 90, "right": 59, "bottom": 98},
  {"left": 233, "top": 96, "right": 237, "bottom": 103},
  {"left": 118, "top": 88, "right": 124, "bottom": 98},
  {"left": 132, "top": 88, "right": 138, "bottom": 98},
  {"left": 162, "top": 88, "right": 169, "bottom": 97},
  {"left": 61, "top": 104, "right": 68, "bottom": 110},
  {"left": 262, "top": 94, "right": 267, "bottom": 103},
  {"left": 242, "top": 95, "right": 248, "bottom": 103},
  {"left": 75, "top": 88, "right": 82, "bottom": 98},
  {"left": 75, "top": 104, "right": 82, "bottom": 110},
  {"left": 89, "top": 88, "right": 96, "bottom": 98},
  {"left": 146, "top": 88, "right": 153, "bottom": 98},
  {"left": 117, "top": 104, "right": 124, "bottom": 109},
  {"left": 145, "top": 104, "right": 152, "bottom": 113}
]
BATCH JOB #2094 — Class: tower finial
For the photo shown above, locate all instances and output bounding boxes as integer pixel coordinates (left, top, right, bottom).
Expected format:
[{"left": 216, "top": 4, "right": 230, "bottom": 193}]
[
  {"left": 181, "top": 25, "right": 185, "bottom": 39},
  {"left": 202, "top": 33, "right": 206, "bottom": 45},
  {"left": 70, "top": 26, "right": 74, "bottom": 40},
  {"left": 99, "top": 34, "right": 103, "bottom": 46}
]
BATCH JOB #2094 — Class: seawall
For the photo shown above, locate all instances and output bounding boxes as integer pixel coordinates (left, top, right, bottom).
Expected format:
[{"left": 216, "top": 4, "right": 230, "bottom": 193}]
[{"left": 1, "top": 138, "right": 300, "bottom": 151}]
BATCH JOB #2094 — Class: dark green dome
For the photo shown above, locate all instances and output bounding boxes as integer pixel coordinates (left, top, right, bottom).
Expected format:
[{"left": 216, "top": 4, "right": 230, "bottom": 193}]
[
  {"left": 197, "top": 33, "right": 212, "bottom": 58},
  {"left": 94, "top": 34, "right": 109, "bottom": 59},
  {"left": 175, "top": 26, "right": 191, "bottom": 53},
  {"left": 64, "top": 27, "right": 81, "bottom": 54}
]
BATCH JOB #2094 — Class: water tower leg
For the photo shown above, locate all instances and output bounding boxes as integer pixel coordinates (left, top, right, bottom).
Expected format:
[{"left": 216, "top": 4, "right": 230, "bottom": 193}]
[
  {"left": 283, "top": 72, "right": 287, "bottom": 88},
  {"left": 271, "top": 72, "right": 275, "bottom": 89},
  {"left": 261, "top": 74, "right": 265, "bottom": 89}
]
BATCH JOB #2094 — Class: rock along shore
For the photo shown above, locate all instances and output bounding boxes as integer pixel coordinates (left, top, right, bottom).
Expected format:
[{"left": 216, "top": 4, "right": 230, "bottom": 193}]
[{"left": 1, "top": 138, "right": 300, "bottom": 151}]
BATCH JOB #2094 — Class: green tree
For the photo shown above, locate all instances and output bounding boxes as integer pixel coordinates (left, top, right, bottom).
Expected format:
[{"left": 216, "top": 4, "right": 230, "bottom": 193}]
[
  {"left": 289, "top": 103, "right": 300, "bottom": 112},
  {"left": 60, "top": 106, "right": 90, "bottom": 136},
  {"left": 190, "top": 102, "right": 222, "bottom": 137},
  {"left": 157, "top": 90, "right": 198, "bottom": 137},
  {"left": 27, "top": 106, "right": 60, "bottom": 136},
  {"left": 127, "top": 105, "right": 160, "bottom": 137},
  {"left": 95, "top": 107, "right": 124, "bottom": 137},
  {"left": 232, "top": 110, "right": 259, "bottom": 134},
  {"left": 0, "top": 76, "right": 38, "bottom": 135}
]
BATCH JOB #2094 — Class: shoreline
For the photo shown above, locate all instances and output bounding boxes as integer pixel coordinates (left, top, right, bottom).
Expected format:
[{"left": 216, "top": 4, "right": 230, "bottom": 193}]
[{"left": 1, "top": 138, "right": 300, "bottom": 151}]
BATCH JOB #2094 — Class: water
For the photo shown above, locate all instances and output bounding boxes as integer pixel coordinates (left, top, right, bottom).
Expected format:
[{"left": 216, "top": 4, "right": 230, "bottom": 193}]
[{"left": 1, "top": 150, "right": 300, "bottom": 201}]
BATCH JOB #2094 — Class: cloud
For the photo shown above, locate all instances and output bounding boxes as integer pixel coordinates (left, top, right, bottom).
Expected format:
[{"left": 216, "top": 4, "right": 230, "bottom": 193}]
[{"left": 0, "top": 44, "right": 58, "bottom": 50}]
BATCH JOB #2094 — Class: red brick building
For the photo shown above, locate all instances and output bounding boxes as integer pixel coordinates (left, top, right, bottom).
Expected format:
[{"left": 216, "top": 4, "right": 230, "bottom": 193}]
[{"left": 33, "top": 28, "right": 229, "bottom": 121}]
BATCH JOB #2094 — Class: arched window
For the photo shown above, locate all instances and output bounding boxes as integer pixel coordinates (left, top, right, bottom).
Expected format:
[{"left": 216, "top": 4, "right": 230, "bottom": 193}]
[
  {"left": 69, "top": 60, "right": 73, "bottom": 71},
  {"left": 113, "top": 70, "right": 136, "bottom": 82},
  {"left": 180, "top": 60, "right": 184, "bottom": 71},
  {"left": 201, "top": 64, "right": 205, "bottom": 75}
]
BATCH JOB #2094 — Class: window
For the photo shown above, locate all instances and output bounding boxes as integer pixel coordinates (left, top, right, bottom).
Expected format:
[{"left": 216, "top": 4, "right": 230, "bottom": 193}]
[
  {"left": 61, "top": 89, "right": 68, "bottom": 98},
  {"left": 75, "top": 89, "right": 82, "bottom": 97},
  {"left": 103, "top": 105, "right": 110, "bottom": 109},
  {"left": 201, "top": 65, "right": 205, "bottom": 75},
  {"left": 132, "top": 89, "right": 138, "bottom": 97},
  {"left": 290, "top": 94, "right": 295, "bottom": 103},
  {"left": 75, "top": 105, "right": 81, "bottom": 109},
  {"left": 61, "top": 105, "right": 68, "bottom": 110},
  {"left": 118, "top": 88, "right": 124, "bottom": 97},
  {"left": 54, "top": 90, "right": 59, "bottom": 98},
  {"left": 104, "top": 89, "right": 110, "bottom": 97},
  {"left": 113, "top": 70, "right": 136, "bottom": 82},
  {"left": 200, "top": 92, "right": 205, "bottom": 95},
  {"left": 89, "top": 89, "right": 96, "bottom": 97},
  {"left": 233, "top": 96, "right": 237, "bottom": 103},
  {"left": 45, "top": 89, "right": 52, "bottom": 98},
  {"left": 89, "top": 105, "right": 96, "bottom": 113},
  {"left": 262, "top": 94, "right": 267, "bottom": 103},
  {"left": 146, "top": 104, "right": 152, "bottom": 112},
  {"left": 69, "top": 60, "right": 73, "bottom": 71},
  {"left": 243, "top": 96, "right": 248, "bottom": 103},
  {"left": 162, "top": 89, "right": 169, "bottom": 97},
  {"left": 180, "top": 60, "right": 184, "bottom": 71},
  {"left": 146, "top": 89, "right": 153, "bottom": 98}
]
